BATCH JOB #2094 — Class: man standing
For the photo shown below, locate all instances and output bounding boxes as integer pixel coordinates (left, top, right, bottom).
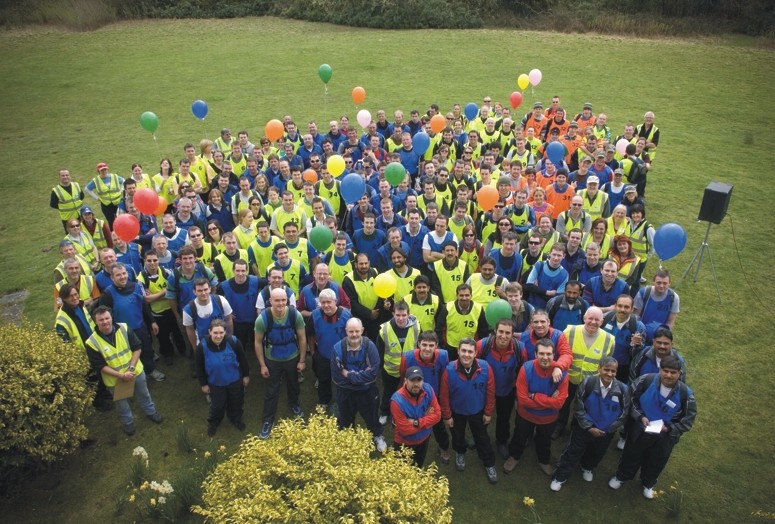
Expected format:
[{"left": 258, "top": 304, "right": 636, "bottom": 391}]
[
  {"left": 390, "top": 366, "right": 442, "bottom": 467},
  {"left": 437, "top": 283, "right": 488, "bottom": 361},
  {"left": 633, "top": 269, "right": 680, "bottom": 343},
  {"left": 602, "top": 294, "right": 646, "bottom": 383},
  {"left": 550, "top": 357, "right": 631, "bottom": 491},
  {"left": 308, "top": 289, "right": 352, "bottom": 411},
  {"left": 583, "top": 260, "right": 629, "bottom": 313},
  {"left": 629, "top": 327, "right": 687, "bottom": 384},
  {"left": 342, "top": 253, "right": 387, "bottom": 341},
  {"left": 297, "top": 263, "right": 350, "bottom": 319},
  {"left": 609, "top": 355, "right": 696, "bottom": 499},
  {"left": 430, "top": 241, "right": 469, "bottom": 304},
  {"left": 377, "top": 301, "right": 420, "bottom": 425},
  {"left": 85, "top": 306, "right": 163, "bottom": 435},
  {"left": 524, "top": 243, "right": 569, "bottom": 310},
  {"left": 51, "top": 168, "right": 84, "bottom": 232},
  {"left": 217, "top": 259, "right": 259, "bottom": 349},
  {"left": 439, "top": 338, "right": 498, "bottom": 484},
  {"left": 183, "top": 278, "right": 234, "bottom": 356},
  {"left": 546, "top": 281, "right": 589, "bottom": 332},
  {"left": 85, "top": 162, "right": 123, "bottom": 228}
]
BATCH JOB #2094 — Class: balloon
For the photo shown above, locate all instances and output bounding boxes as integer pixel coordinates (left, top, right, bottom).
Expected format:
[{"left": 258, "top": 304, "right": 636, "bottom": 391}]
[
  {"left": 133, "top": 188, "right": 158, "bottom": 215},
  {"left": 430, "top": 114, "right": 446, "bottom": 134},
  {"left": 327, "top": 154, "right": 345, "bottom": 177},
  {"left": 373, "top": 273, "right": 397, "bottom": 299},
  {"left": 546, "top": 142, "right": 565, "bottom": 165},
  {"left": 352, "top": 86, "right": 366, "bottom": 105},
  {"left": 412, "top": 132, "right": 430, "bottom": 155},
  {"left": 384, "top": 162, "right": 406, "bottom": 187},
  {"left": 265, "top": 119, "right": 284, "bottom": 142},
  {"left": 509, "top": 91, "right": 523, "bottom": 109},
  {"left": 340, "top": 173, "right": 366, "bottom": 205},
  {"left": 318, "top": 63, "right": 333, "bottom": 84},
  {"left": 529, "top": 68, "right": 542, "bottom": 87},
  {"left": 113, "top": 214, "right": 139, "bottom": 242},
  {"left": 303, "top": 169, "right": 318, "bottom": 184},
  {"left": 464, "top": 102, "right": 478, "bottom": 121},
  {"left": 139, "top": 111, "right": 158, "bottom": 133},
  {"left": 154, "top": 195, "right": 168, "bottom": 216},
  {"left": 356, "top": 109, "right": 372, "bottom": 129},
  {"left": 476, "top": 186, "right": 498, "bottom": 211},
  {"left": 485, "top": 299, "right": 512, "bottom": 328},
  {"left": 653, "top": 223, "right": 688, "bottom": 261},
  {"left": 616, "top": 138, "right": 630, "bottom": 156},
  {"left": 191, "top": 99, "right": 208, "bottom": 120},
  {"left": 517, "top": 73, "right": 530, "bottom": 91},
  {"left": 309, "top": 224, "right": 334, "bottom": 252}
]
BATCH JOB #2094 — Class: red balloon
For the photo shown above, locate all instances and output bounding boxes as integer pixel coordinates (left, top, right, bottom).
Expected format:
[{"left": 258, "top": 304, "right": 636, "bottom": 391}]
[
  {"left": 509, "top": 91, "right": 523, "bottom": 109},
  {"left": 133, "top": 188, "right": 158, "bottom": 215},
  {"left": 477, "top": 186, "right": 499, "bottom": 211},
  {"left": 154, "top": 195, "right": 168, "bottom": 216},
  {"left": 113, "top": 214, "right": 140, "bottom": 242}
]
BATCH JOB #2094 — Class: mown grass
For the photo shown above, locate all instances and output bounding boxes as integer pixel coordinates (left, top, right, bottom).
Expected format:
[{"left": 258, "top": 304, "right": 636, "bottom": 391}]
[{"left": 0, "top": 17, "right": 773, "bottom": 523}]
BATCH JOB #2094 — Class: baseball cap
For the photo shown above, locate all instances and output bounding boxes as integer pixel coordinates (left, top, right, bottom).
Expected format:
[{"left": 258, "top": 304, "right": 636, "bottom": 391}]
[
  {"left": 406, "top": 366, "right": 424, "bottom": 381},
  {"left": 606, "top": 144, "right": 616, "bottom": 153},
  {"left": 587, "top": 175, "right": 600, "bottom": 185},
  {"left": 614, "top": 168, "right": 625, "bottom": 176},
  {"left": 625, "top": 184, "right": 637, "bottom": 193},
  {"left": 594, "top": 149, "right": 606, "bottom": 158},
  {"left": 96, "top": 162, "right": 108, "bottom": 172},
  {"left": 80, "top": 205, "right": 94, "bottom": 215},
  {"left": 581, "top": 157, "right": 593, "bottom": 163}
]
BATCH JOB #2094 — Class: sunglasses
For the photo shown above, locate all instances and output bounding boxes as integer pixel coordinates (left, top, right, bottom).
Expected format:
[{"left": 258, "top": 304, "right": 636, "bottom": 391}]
[
  {"left": 528, "top": 241, "right": 541, "bottom": 245},
  {"left": 494, "top": 205, "right": 505, "bottom": 209}
]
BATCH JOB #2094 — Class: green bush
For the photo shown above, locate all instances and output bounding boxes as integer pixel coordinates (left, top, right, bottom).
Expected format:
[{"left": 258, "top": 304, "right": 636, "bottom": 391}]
[
  {"left": 0, "top": 322, "right": 92, "bottom": 474},
  {"left": 194, "top": 412, "right": 453, "bottom": 523}
]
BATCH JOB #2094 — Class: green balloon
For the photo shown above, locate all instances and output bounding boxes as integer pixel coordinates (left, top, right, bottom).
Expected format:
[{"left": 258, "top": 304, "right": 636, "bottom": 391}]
[
  {"left": 485, "top": 299, "right": 512, "bottom": 328},
  {"left": 139, "top": 111, "right": 159, "bottom": 133},
  {"left": 309, "top": 224, "right": 334, "bottom": 252},
  {"left": 385, "top": 162, "right": 406, "bottom": 187},
  {"left": 318, "top": 63, "right": 333, "bottom": 84}
]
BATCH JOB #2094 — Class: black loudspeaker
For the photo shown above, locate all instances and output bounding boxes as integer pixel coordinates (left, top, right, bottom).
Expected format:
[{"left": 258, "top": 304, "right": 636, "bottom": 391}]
[{"left": 698, "top": 182, "right": 733, "bottom": 224}]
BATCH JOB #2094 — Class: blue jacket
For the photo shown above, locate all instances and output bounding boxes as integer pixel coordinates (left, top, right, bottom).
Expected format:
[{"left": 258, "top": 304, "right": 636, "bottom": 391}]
[{"left": 331, "top": 337, "right": 380, "bottom": 391}]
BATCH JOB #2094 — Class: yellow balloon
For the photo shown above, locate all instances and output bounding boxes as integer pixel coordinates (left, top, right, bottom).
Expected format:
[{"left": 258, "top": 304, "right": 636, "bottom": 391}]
[
  {"left": 327, "top": 154, "right": 345, "bottom": 177},
  {"left": 373, "top": 273, "right": 397, "bottom": 299},
  {"left": 518, "top": 73, "right": 530, "bottom": 91}
]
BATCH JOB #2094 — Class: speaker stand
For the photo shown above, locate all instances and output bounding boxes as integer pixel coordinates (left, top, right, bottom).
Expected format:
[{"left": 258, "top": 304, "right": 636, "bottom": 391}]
[{"left": 678, "top": 221, "right": 721, "bottom": 300}]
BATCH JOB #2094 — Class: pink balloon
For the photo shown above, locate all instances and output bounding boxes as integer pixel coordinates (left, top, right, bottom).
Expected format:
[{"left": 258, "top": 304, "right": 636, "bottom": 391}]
[
  {"left": 356, "top": 109, "right": 372, "bottom": 129},
  {"left": 529, "top": 68, "right": 542, "bottom": 87},
  {"left": 616, "top": 138, "right": 630, "bottom": 156}
]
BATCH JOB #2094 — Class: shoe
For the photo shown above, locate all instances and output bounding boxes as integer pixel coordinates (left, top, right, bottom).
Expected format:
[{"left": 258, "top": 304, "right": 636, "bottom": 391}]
[
  {"left": 149, "top": 369, "right": 166, "bottom": 382},
  {"left": 485, "top": 466, "right": 498, "bottom": 484},
  {"left": 233, "top": 420, "right": 246, "bottom": 431},
  {"left": 640, "top": 277, "right": 647, "bottom": 284},
  {"left": 582, "top": 468, "right": 593, "bottom": 482},
  {"left": 291, "top": 405, "right": 304, "bottom": 419},
  {"left": 314, "top": 379, "right": 319, "bottom": 389},
  {"left": 439, "top": 449, "right": 450, "bottom": 464},
  {"left": 147, "top": 412, "right": 163, "bottom": 424},
  {"left": 259, "top": 421, "right": 274, "bottom": 439},
  {"left": 643, "top": 486, "right": 654, "bottom": 499},
  {"left": 551, "top": 426, "right": 565, "bottom": 440},
  {"left": 163, "top": 355, "right": 173, "bottom": 366},
  {"left": 617, "top": 437, "right": 626, "bottom": 450},
  {"left": 123, "top": 423, "right": 136, "bottom": 436},
  {"left": 503, "top": 456, "right": 519, "bottom": 474},
  {"left": 455, "top": 453, "right": 466, "bottom": 471},
  {"left": 373, "top": 436, "right": 387, "bottom": 453},
  {"left": 609, "top": 476, "right": 623, "bottom": 490},
  {"left": 207, "top": 424, "right": 217, "bottom": 437},
  {"left": 539, "top": 463, "right": 554, "bottom": 476},
  {"left": 379, "top": 415, "right": 388, "bottom": 426},
  {"left": 497, "top": 443, "right": 510, "bottom": 459},
  {"left": 550, "top": 479, "right": 564, "bottom": 492},
  {"left": 297, "top": 371, "right": 305, "bottom": 383}
]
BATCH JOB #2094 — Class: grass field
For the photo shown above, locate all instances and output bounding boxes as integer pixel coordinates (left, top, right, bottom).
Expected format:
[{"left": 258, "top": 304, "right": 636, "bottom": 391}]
[{"left": 0, "top": 17, "right": 774, "bottom": 523}]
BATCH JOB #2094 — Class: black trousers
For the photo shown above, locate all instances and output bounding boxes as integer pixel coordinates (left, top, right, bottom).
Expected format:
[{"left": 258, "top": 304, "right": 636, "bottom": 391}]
[
  {"left": 556, "top": 382, "right": 578, "bottom": 431},
  {"left": 616, "top": 424, "right": 678, "bottom": 488},
  {"left": 450, "top": 411, "right": 495, "bottom": 468},
  {"left": 495, "top": 389, "right": 516, "bottom": 446},
  {"left": 233, "top": 321, "right": 254, "bottom": 351},
  {"left": 553, "top": 421, "right": 616, "bottom": 481},
  {"left": 379, "top": 369, "right": 401, "bottom": 416},
  {"left": 336, "top": 384, "right": 382, "bottom": 437},
  {"left": 208, "top": 379, "right": 245, "bottom": 426},
  {"left": 394, "top": 438, "right": 430, "bottom": 468},
  {"left": 101, "top": 202, "right": 118, "bottom": 229},
  {"left": 155, "top": 309, "right": 185, "bottom": 357},
  {"left": 134, "top": 325, "right": 156, "bottom": 374},
  {"left": 509, "top": 412, "right": 555, "bottom": 465},
  {"left": 433, "top": 419, "right": 450, "bottom": 451},
  {"left": 312, "top": 351, "right": 333, "bottom": 405},
  {"left": 262, "top": 357, "right": 300, "bottom": 423}
]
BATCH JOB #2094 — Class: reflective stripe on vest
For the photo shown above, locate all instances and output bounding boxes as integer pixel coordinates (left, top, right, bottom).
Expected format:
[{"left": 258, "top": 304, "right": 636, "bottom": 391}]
[
  {"left": 86, "top": 323, "right": 141, "bottom": 387},
  {"left": 53, "top": 183, "right": 83, "bottom": 219},
  {"left": 94, "top": 174, "right": 122, "bottom": 205},
  {"left": 381, "top": 321, "right": 419, "bottom": 377},
  {"left": 566, "top": 326, "right": 614, "bottom": 385}
]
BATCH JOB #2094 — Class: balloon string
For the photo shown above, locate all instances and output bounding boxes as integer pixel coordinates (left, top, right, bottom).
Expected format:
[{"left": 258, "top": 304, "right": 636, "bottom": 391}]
[{"left": 153, "top": 133, "right": 162, "bottom": 161}]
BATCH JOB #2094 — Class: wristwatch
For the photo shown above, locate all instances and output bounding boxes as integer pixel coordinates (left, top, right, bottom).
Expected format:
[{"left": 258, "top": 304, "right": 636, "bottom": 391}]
[{"left": 413, "top": 419, "right": 419, "bottom": 427}]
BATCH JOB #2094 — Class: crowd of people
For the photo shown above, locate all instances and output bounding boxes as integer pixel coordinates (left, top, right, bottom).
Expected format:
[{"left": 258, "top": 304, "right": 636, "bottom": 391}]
[{"left": 51, "top": 95, "right": 694, "bottom": 498}]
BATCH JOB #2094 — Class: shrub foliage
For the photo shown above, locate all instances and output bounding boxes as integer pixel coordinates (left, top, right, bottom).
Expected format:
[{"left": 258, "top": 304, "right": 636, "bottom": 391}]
[{"left": 194, "top": 413, "right": 453, "bottom": 523}]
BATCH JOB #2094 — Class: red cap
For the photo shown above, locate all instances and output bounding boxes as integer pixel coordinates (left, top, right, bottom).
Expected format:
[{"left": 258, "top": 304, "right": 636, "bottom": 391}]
[{"left": 96, "top": 162, "right": 108, "bottom": 172}]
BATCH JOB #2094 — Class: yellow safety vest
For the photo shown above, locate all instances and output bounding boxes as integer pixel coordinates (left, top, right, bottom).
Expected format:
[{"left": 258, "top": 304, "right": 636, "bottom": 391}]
[
  {"left": 267, "top": 259, "right": 304, "bottom": 295},
  {"left": 626, "top": 219, "right": 652, "bottom": 262},
  {"left": 636, "top": 124, "right": 659, "bottom": 159},
  {"left": 53, "top": 183, "right": 83, "bottom": 221},
  {"left": 54, "top": 254, "right": 92, "bottom": 282},
  {"left": 86, "top": 323, "right": 143, "bottom": 387},
  {"left": 404, "top": 293, "right": 439, "bottom": 332},
  {"left": 249, "top": 237, "right": 280, "bottom": 277},
  {"left": 606, "top": 216, "right": 628, "bottom": 237},
  {"left": 433, "top": 259, "right": 467, "bottom": 303},
  {"left": 581, "top": 233, "right": 612, "bottom": 257},
  {"left": 344, "top": 270, "right": 378, "bottom": 309},
  {"left": 137, "top": 269, "right": 172, "bottom": 314},
  {"left": 54, "top": 308, "right": 95, "bottom": 351},
  {"left": 564, "top": 325, "right": 614, "bottom": 385},
  {"left": 273, "top": 207, "right": 305, "bottom": 234},
  {"left": 233, "top": 226, "right": 257, "bottom": 250},
  {"left": 380, "top": 321, "right": 419, "bottom": 377},
  {"left": 93, "top": 174, "right": 122, "bottom": 205},
  {"left": 559, "top": 210, "right": 589, "bottom": 233},
  {"left": 469, "top": 274, "right": 504, "bottom": 307},
  {"left": 390, "top": 267, "right": 420, "bottom": 301},
  {"left": 459, "top": 244, "right": 481, "bottom": 275},
  {"left": 215, "top": 249, "right": 248, "bottom": 280},
  {"left": 316, "top": 180, "right": 342, "bottom": 215},
  {"left": 55, "top": 276, "right": 96, "bottom": 306},
  {"left": 578, "top": 189, "right": 609, "bottom": 221},
  {"left": 194, "top": 242, "right": 217, "bottom": 267},
  {"left": 65, "top": 232, "right": 98, "bottom": 266},
  {"left": 327, "top": 252, "right": 355, "bottom": 285},
  {"left": 286, "top": 238, "right": 312, "bottom": 271},
  {"left": 445, "top": 301, "right": 482, "bottom": 349}
]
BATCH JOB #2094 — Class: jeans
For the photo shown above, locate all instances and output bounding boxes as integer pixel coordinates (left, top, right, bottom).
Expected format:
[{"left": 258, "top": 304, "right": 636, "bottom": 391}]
[{"left": 112, "top": 371, "right": 157, "bottom": 426}]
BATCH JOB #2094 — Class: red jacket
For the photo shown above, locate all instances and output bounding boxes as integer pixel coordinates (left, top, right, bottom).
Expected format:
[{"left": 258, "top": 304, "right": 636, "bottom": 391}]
[
  {"left": 516, "top": 362, "right": 568, "bottom": 424},
  {"left": 390, "top": 384, "right": 441, "bottom": 445},
  {"left": 439, "top": 360, "right": 496, "bottom": 420},
  {"left": 520, "top": 327, "right": 572, "bottom": 371}
]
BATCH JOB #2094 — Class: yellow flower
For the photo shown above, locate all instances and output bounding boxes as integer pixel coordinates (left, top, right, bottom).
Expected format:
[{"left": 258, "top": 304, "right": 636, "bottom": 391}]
[
  {"left": 523, "top": 496, "right": 535, "bottom": 508},
  {"left": 150, "top": 498, "right": 156, "bottom": 506},
  {"left": 140, "top": 481, "right": 149, "bottom": 491},
  {"left": 204, "top": 451, "right": 212, "bottom": 459},
  {"left": 219, "top": 445, "right": 226, "bottom": 452},
  {"left": 129, "top": 494, "right": 135, "bottom": 503}
]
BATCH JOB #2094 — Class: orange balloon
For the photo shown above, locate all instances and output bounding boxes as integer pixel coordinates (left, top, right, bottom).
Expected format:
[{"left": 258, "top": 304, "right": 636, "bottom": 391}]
[
  {"left": 352, "top": 86, "right": 366, "bottom": 105},
  {"left": 303, "top": 169, "right": 318, "bottom": 184},
  {"left": 154, "top": 195, "right": 168, "bottom": 216},
  {"left": 430, "top": 114, "right": 446, "bottom": 134},
  {"left": 477, "top": 186, "right": 499, "bottom": 211},
  {"left": 265, "top": 119, "right": 284, "bottom": 142}
]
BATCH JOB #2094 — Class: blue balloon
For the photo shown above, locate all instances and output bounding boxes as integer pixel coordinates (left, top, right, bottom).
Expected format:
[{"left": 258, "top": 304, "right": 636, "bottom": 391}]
[
  {"left": 653, "top": 223, "right": 687, "bottom": 261},
  {"left": 464, "top": 102, "right": 479, "bottom": 121},
  {"left": 341, "top": 173, "right": 366, "bottom": 205},
  {"left": 546, "top": 142, "right": 565, "bottom": 165},
  {"left": 192, "top": 99, "right": 208, "bottom": 120},
  {"left": 413, "top": 132, "right": 431, "bottom": 155}
]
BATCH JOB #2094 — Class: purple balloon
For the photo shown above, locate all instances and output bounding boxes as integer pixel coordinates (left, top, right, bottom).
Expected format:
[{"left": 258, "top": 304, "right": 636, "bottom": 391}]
[{"left": 413, "top": 132, "right": 431, "bottom": 155}]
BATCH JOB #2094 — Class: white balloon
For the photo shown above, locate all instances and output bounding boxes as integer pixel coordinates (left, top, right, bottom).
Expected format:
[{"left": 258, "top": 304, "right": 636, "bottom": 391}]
[{"left": 356, "top": 109, "right": 372, "bottom": 129}]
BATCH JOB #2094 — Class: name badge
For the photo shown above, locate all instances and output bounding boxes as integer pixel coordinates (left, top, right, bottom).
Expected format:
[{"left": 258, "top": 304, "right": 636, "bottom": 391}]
[
  {"left": 612, "top": 396, "right": 619, "bottom": 403},
  {"left": 666, "top": 399, "right": 676, "bottom": 408}
]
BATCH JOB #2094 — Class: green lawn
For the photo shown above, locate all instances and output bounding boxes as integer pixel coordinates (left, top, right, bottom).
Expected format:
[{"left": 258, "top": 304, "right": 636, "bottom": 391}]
[{"left": 0, "top": 17, "right": 774, "bottom": 523}]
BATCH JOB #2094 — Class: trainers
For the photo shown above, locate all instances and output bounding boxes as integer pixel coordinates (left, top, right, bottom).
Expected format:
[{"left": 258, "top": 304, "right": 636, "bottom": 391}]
[
  {"left": 503, "top": 456, "right": 519, "bottom": 473},
  {"left": 149, "top": 369, "right": 166, "bottom": 382},
  {"left": 609, "top": 476, "right": 623, "bottom": 490},
  {"left": 207, "top": 424, "right": 217, "bottom": 437},
  {"left": 314, "top": 379, "right": 319, "bottom": 389},
  {"left": 373, "top": 436, "right": 387, "bottom": 453},
  {"left": 640, "top": 276, "right": 647, "bottom": 284},
  {"left": 379, "top": 415, "right": 388, "bottom": 426},
  {"left": 485, "top": 466, "right": 498, "bottom": 484},
  {"left": 439, "top": 449, "right": 450, "bottom": 464},
  {"left": 259, "top": 421, "right": 274, "bottom": 439},
  {"left": 233, "top": 420, "right": 246, "bottom": 431},
  {"left": 123, "top": 423, "right": 136, "bottom": 436},
  {"left": 291, "top": 405, "right": 304, "bottom": 419},
  {"left": 617, "top": 437, "right": 626, "bottom": 450},
  {"left": 455, "top": 453, "right": 466, "bottom": 472},
  {"left": 643, "top": 486, "right": 654, "bottom": 499},
  {"left": 147, "top": 412, "right": 163, "bottom": 424},
  {"left": 539, "top": 463, "right": 554, "bottom": 476},
  {"left": 497, "top": 443, "right": 509, "bottom": 459},
  {"left": 582, "top": 468, "right": 593, "bottom": 482},
  {"left": 550, "top": 479, "right": 564, "bottom": 492}
]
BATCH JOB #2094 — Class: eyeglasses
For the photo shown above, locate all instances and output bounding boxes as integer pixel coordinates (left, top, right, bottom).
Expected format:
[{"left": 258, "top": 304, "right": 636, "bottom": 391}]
[
  {"left": 189, "top": 233, "right": 202, "bottom": 238},
  {"left": 68, "top": 224, "right": 80, "bottom": 228},
  {"left": 345, "top": 160, "right": 353, "bottom": 165},
  {"left": 528, "top": 241, "right": 541, "bottom": 245},
  {"left": 571, "top": 203, "right": 583, "bottom": 207},
  {"left": 464, "top": 233, "right": 475, "bottom": 237},
  {"left": 499, "top": 223, "right": 511, "bottom": 226},
  {"left": 311, "top": 159, "right": 321, "bottom": 163},
  {"left": 207, "top": 226, "right": 219, "bottom": 231},
  {"left": 494, "top": 205, "right": 505, "bottom": 209}
]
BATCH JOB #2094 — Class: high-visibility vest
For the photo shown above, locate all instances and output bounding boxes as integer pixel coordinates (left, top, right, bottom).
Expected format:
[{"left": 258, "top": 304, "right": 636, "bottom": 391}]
[
  {"left": 433, "top": 259, "right": 467, "bottom": 304},
  {"left": 53, "top": 183, "right": 83, "bottom": 221},
  {"left": 470, "top": 274, "right": 505, "bottom": 308},
  {"left": 344, "top": 270, "right": 378, "bottom": 309},
  {"left": 565, "top": 325, "right": 614, "bottom": 385},
  {"left": 380, "top": 320, "right": 419, "bottom": 377},
  {"left": 404, "top": 293, "right": 439, "bottom": 332},
  {"left": 92, "top": 174, "right": 122, "bottom": 205},
  {"left": 445, "top": 301, "right": 482, "bottom": 349},
  {"left": 138, "top": 268, "right": 172, "bottom": 314},
  {"left": 215, "top": 249, "right": 248, "bottom": 280},
  {"left": 55, "top": 276, "right": 96, "bottom": 307},
  {"left": 626, "top": 219, "right": 652, "bottom": 262},
  {"left": 86, "top": 323, "right": 142, "bottom": 387},
  {"left": 54, "top": 307, "right": 95, "bottom": 351}
]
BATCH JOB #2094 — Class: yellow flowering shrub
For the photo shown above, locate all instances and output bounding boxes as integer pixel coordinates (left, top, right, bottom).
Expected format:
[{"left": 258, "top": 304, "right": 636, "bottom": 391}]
[
  {"left": 194, "top": 413, "right": 453, "bottom": 523},
  {"left": 0, "top": 322, "right": 92, "bottom": 469}
]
